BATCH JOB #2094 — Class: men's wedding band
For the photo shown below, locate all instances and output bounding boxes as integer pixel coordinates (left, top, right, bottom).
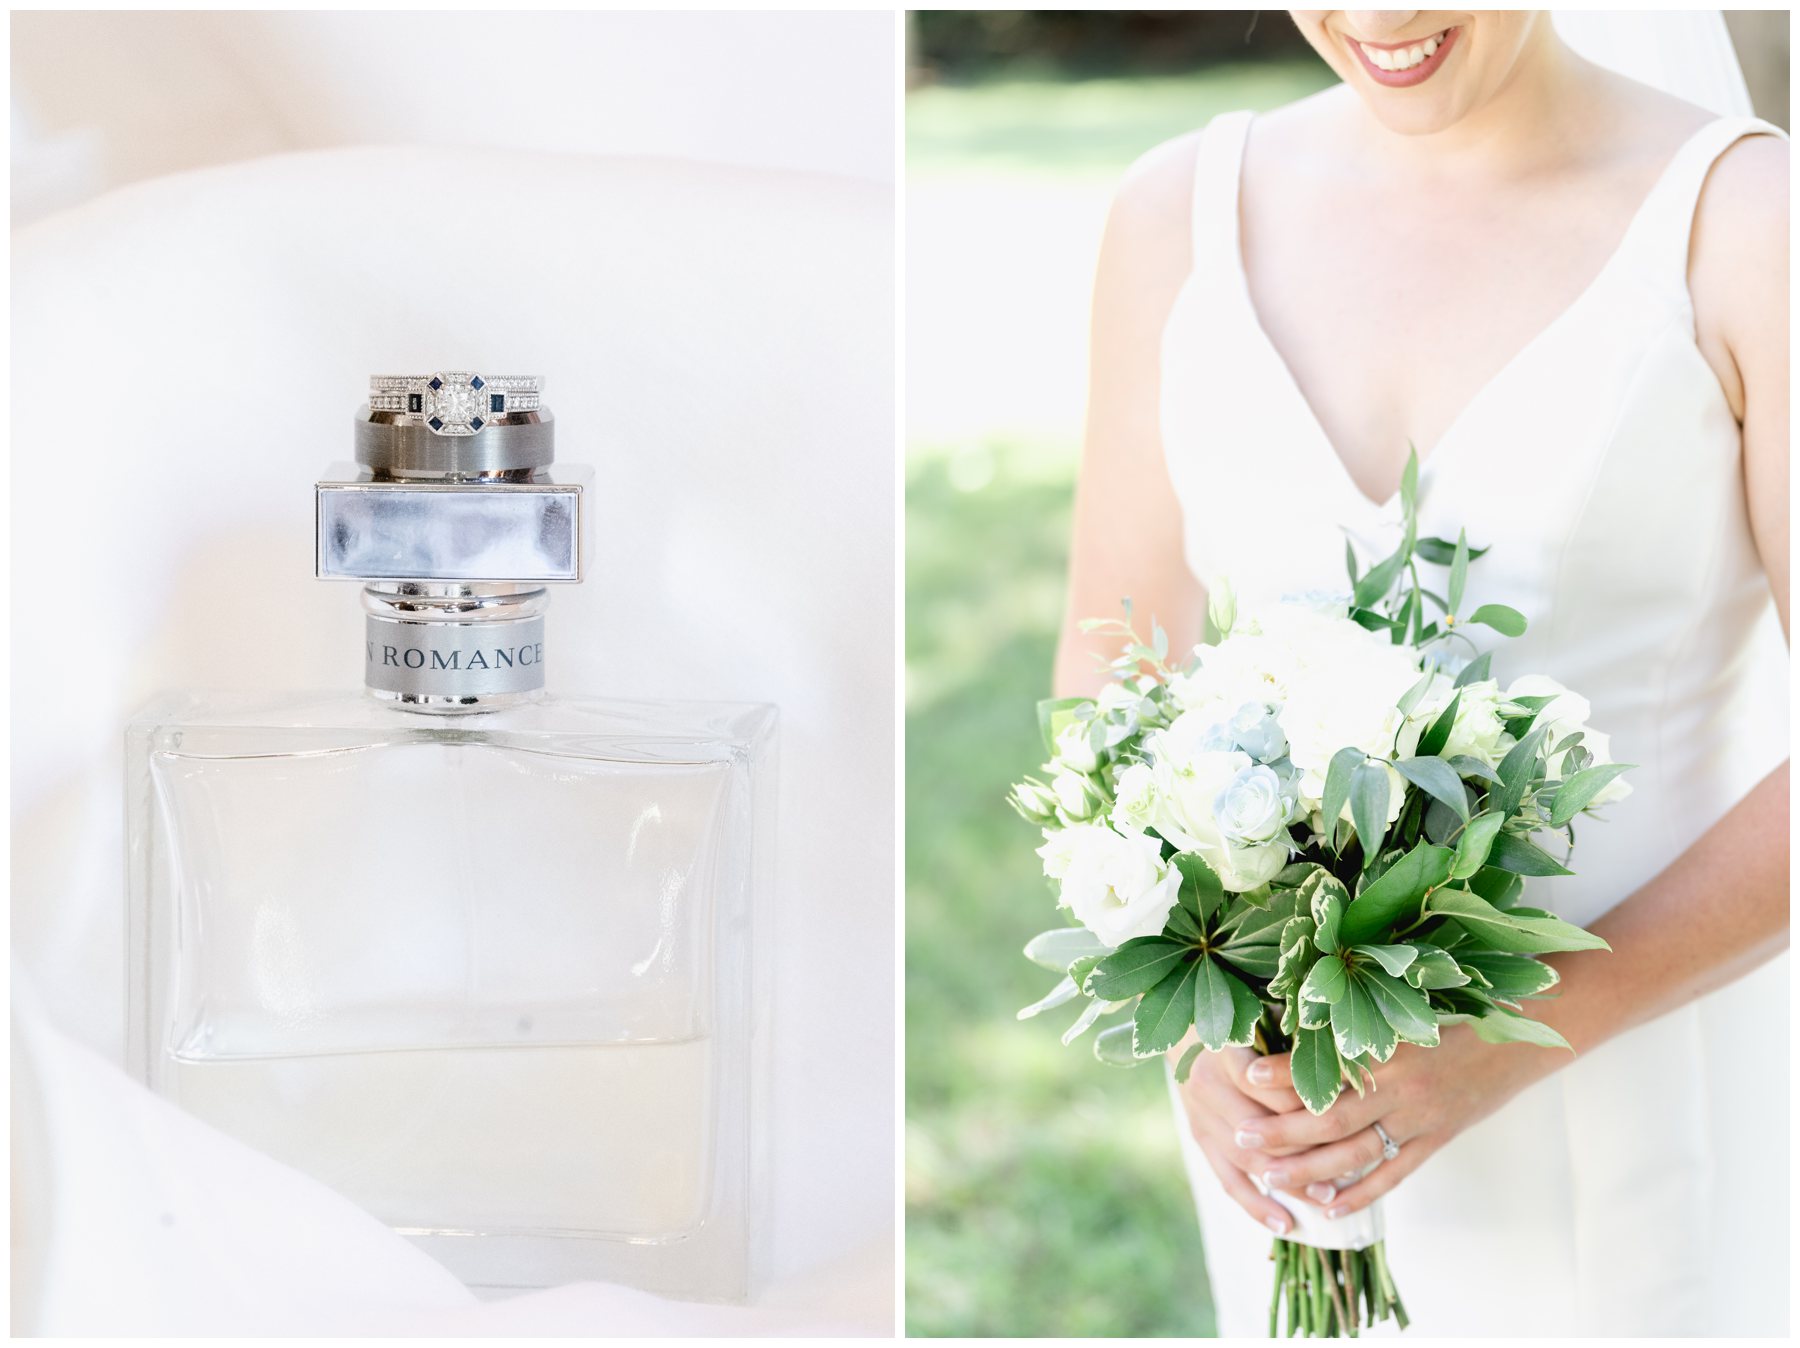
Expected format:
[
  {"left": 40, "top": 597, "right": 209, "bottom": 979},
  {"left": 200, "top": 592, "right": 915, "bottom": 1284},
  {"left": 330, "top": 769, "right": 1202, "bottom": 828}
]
[
  {"left": 369, "top": 372, "right": 543, "bottom": 436},
  {"left": 1373, "top": 1122, "right": 1401, "bottom": 1162}
]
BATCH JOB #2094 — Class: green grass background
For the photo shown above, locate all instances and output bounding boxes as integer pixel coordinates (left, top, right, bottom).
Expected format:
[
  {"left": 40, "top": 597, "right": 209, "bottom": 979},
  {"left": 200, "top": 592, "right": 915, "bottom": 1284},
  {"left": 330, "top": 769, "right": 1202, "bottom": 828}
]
[{"left": 904, "top": 61, "right": 1334, "bottom": 1339}]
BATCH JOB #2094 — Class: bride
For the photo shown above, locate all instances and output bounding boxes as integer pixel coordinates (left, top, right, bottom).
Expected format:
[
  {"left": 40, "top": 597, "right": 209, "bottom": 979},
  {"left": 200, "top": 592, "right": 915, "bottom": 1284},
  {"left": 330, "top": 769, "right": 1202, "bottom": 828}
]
[{"left": 1053, "top": 10, "right": 1787, "bottom": 1336}]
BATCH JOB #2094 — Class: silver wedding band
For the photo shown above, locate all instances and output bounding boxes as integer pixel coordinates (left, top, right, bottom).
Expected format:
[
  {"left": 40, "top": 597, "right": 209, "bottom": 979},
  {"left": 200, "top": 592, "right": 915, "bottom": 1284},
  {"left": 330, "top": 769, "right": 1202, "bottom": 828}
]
[{"left": 1372, "top": 1121, "right": 1401, "bottom": 1162}]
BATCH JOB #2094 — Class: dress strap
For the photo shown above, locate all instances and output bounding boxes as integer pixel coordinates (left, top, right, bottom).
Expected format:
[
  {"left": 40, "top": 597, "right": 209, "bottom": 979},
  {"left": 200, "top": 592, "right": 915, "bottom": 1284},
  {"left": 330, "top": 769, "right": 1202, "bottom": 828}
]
[
  {"left": 1616, "top": 115, "right": 1787, "bottom": 304},
  {"left": 1188, "top": 110, "right": 1255, "bottom": 273}
]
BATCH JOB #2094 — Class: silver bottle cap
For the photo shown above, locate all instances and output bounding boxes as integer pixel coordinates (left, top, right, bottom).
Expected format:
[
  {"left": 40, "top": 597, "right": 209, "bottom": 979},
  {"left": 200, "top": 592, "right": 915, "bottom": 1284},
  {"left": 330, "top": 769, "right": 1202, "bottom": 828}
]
[{"left": 315, "top": 373, "right": 590, "bottom": 712}]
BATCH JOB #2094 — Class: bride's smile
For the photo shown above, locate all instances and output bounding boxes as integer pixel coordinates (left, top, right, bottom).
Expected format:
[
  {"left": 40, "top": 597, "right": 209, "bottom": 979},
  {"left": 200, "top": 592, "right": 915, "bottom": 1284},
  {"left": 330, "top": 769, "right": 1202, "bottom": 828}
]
[{"left": 1346, "top": 24, "right": 1460, "bottom": 87}]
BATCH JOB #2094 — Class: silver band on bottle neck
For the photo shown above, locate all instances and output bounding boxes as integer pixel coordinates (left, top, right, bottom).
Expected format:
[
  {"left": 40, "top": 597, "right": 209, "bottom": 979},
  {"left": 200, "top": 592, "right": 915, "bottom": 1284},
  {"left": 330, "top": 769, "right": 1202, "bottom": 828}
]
[{"left": 362, "top": 584, "right": 549, "bottom": 712}]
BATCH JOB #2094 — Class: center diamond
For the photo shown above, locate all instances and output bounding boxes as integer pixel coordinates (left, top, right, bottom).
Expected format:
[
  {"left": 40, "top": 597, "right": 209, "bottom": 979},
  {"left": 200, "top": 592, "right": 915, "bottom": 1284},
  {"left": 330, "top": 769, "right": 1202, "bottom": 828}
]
[{"left": 423, "top": 373, "right": 485, "bottom": 434}]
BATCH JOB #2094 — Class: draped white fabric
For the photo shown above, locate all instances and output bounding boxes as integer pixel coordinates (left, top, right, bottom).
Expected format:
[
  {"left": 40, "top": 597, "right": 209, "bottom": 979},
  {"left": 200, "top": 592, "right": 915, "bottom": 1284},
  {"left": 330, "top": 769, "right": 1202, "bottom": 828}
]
[{"left": 1159, "top": 109, "right": 1789, "bottom": 1336}]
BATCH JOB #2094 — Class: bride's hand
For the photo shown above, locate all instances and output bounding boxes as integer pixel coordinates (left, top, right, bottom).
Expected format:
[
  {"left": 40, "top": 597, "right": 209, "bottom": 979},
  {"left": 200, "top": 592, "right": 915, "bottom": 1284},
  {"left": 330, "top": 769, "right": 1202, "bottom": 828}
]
[
  {"left": 1169, "top": 1035, "right": 1314, "bottom": 1234},
  {"left": 1236, "top": 1024, "right": 1556, "bottom": 1216}
]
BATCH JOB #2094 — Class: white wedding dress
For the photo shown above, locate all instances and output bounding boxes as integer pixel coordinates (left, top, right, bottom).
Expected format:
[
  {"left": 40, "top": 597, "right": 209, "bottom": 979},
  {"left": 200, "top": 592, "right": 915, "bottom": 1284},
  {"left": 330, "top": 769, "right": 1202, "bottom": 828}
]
[{"left": 1159, "top": 109, "right": 1789, "bottom": 1336}]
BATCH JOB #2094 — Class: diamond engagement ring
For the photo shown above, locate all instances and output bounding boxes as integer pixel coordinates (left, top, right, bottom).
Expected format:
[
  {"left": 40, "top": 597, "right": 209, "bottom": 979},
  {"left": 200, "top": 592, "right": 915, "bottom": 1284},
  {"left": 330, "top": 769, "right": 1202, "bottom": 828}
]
[
  {"left": 1372, "top": 1121, "right": 1401, "bottom": 1162},
  {"left": 368, "top": 373, "right": 543, "bottom": 436}
]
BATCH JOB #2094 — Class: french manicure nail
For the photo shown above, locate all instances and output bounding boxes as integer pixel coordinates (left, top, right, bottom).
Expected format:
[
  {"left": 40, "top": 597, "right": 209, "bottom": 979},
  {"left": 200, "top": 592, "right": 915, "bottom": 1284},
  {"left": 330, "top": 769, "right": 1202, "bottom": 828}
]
[
  {"left": 1247, "top": 1061, "right": 1272, "bottom": 1085},
  {"left": 1235, "top": 1129, "right": 1264, "bottom": 1149},
  {"left": 1306, "top": 1183, "right": 1336, "bottom": 1203},
  {"left": 1263, "top": 1169, "right": 1289, "bottom": 1188},
  {"left": 1327, "top": 1205, "right": 1350, "bottom": 1220},
  {"left": 1265, "top": 1213, "right": 1289, "bottom": 1234}
]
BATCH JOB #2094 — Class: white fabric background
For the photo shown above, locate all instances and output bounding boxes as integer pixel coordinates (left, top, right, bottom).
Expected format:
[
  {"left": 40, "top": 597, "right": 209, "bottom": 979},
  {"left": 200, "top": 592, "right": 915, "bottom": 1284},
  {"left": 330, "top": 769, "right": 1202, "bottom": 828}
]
[{"left": 11, "top": 11, "right": 895, "bottom": 1336}]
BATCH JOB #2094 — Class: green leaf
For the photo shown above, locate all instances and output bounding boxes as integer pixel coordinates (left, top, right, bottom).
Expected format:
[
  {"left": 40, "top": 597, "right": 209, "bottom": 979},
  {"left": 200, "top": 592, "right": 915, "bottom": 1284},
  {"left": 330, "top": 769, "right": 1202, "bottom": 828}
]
[
  {"left": 1415, "top": 535, "right": 1490, "bottom": 566},
  {"left": 1035, "top": 697, "right": 1090, "bottom": 757},
  {"left": 1298, "top": 996, "right": 1331, "bottom": 1030},
  {"left": 1453, "top": 651, "right": 1493, "bottom": 688},
  {"left": 1448, "top": 529, "right": 1470, "bottom": 614},
  {"left": 1340, "top": 842, "right": 1454, "bottom": 945},
  {"left": 1320, "top": 747, "right": 1366, "bottom": 838},
  {"left": 1400, "top": 447, "right": 1419, "bottom": 517},
  {"left": 1548, "top": 763, "right": 1633, "bottom": 827},
  {"left": 1017, "top": 975, "right": 1080, "bottom": 1020},
  {"left": 1218, "top": 889, "right": 1304, "bottom": 944},
  {"left": 1305, "top": 871, "right": 1348, "bottom": 952},
  {"left": 1329, "top": 975, "right": 1398, "bottom": 1063},
  {"left": 1464, "top": 1007, "right": 1572, "bottom": 1051},
  {"left": 1023, "top": 927, "right": 1107, "bottom": 972},
  {"left": 1403, "top": 944, "right": 1470, "bottom": 990},
  {"left": 1457, "top": 950, "right": 1561, "bottom": 999},
  {"left": 1487, "top": 831, "right": 1574, "bottom": 877},
  {"left": 1396, "top": 669, "right": 1436, "bottom": 718},
  {"left": 1427, "top": 888, "right": 1610, "bottom": 954},
  {"left": 1467, "top": 603, "right": 1527, "bottom": 637},
  {"left": 1164, "top": 903, "right": 1207, "bottom": 942},
  {"left": 1468, "top": 865, "right": 1524, "bottom": 907},
  {"left": 1215, "top": 943, "right": 1281, "bottom": 980},
  {"left": 1174, "top": 851, "right": 1226, "bottom": 925},
  {"left": 1089, "top": 938, "right": 1189, "bottom": 1000},
  {"left": 1226, "top": 968, "right": 1264, "bottom": 1047},
  {"left": 1451, "top": 810, "right": 1505, "bottom": 879},
  {"left": 1395, "top": 756, "right": 1471, "bottom": 822},
  {"left": 1353, "top": 547, "right": 1408, "bottom": 609},
  {"left": 1289, "top": 1025, "right": 1344, "bottom": 1115},
  {"left": 1352, "top": 943, "right": 1418, "bottom": 978},
  {"left": 1495, "top": 723, "right": 1551, "bottom": 817},
  {"left": 1448, "top": 754, "right": 1503, "bottom": 785},
  {"left": 1172, "top": 1040, "right": 1205, "bottom": 1083},
  {"left": 1094, "top": 1022, "right": 1148, "bottom": 1066},
  {"left": 1349, "top": 760, "right": 1391, "bottom": 867},
  {"left": 1417, "top": 690, "right": 1461, "bottom": 758},
  {"left": 1300, "top": 953, "right": 1350, "bottom": 1005},
  {"left": 1134, "top": 959, "right": 1201, "bottom": 1055},
  {"left": 1357, "top": 969, "right": 1440, "bottom": 1047},
  {"left": 1189, "top": 956, "right": 1240, "bottom": 1051}
]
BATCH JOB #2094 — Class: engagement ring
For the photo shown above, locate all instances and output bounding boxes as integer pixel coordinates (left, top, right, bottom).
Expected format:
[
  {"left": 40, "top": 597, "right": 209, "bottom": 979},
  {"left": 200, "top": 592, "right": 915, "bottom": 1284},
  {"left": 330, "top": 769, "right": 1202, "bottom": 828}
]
[
  {"left": 368, "top": 372, "right": 543, "bottom": 435},
  {"left": 1372, "top": 1121, "right": 1401, "bottom": 1162}
]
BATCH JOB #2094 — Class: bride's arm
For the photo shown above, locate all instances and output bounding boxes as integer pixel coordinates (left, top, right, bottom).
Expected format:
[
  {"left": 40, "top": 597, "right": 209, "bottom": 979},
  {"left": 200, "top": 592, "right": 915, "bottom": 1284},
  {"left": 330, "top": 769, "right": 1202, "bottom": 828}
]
[
  {"left": 1227, "top": 135, "right": 1791, "bottom": 1220},
  {"left": 1053, "top": 134, "right": 1207, "bottom": 700}
]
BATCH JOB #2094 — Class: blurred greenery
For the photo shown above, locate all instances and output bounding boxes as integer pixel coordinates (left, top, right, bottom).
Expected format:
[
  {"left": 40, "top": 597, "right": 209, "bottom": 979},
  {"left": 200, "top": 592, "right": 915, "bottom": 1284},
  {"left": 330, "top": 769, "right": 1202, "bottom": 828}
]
[
  {"left": 911, "top": 11, "right": 1315, "bottom": 79},
  {"left": 904, "top": 59, "right": 1334, "bottom": 1340}
]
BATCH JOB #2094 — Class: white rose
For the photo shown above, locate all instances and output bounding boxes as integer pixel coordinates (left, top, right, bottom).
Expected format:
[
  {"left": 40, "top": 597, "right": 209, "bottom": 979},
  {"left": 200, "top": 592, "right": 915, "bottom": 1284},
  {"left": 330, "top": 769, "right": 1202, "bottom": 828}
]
[
  {"left": 1051, "top": 770, "right": 1098, "bottom": 820},
  {"left": 1052, "top": 720, "right": 1100, "bottom": 774},
  {"left": 1441, "top": 678, "right": 1508, "bottom": 766},
  {"left": 1149, "top": 749, "right": 1289, "bottom": 892},
  {"left": 1110, "top": 762, "right": 1159, "bottom": 834},
  {"left": 1036, "top": 824, "right": 1182, "bottom": 947},
  {"left": 1506, "top": 675, "right": 1631, "bottom": 806},
  {"left": 1095, "top": 681, "right": 1136, "bottom": 715},
  {"left": 1214, "top": 763, "right": 1289, "bottom": 845}
]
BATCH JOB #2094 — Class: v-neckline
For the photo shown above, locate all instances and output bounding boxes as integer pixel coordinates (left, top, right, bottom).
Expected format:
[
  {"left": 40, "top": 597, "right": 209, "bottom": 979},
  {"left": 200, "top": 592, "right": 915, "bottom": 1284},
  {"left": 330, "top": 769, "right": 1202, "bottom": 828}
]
[{"left": 1225, "top": 113, "right": 1718, "bottom": 513}]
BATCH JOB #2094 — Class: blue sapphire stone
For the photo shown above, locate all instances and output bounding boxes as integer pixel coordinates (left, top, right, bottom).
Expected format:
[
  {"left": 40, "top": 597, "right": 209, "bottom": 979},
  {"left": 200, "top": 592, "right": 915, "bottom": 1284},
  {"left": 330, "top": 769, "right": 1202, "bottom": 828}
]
[
  {"left": 470, "top": 375, "right": 485, "bottom": 390},
  {"left": 490, "top": 393, "right": 505, "bottom": 413},
  {"left": 470, "top": 417, "right": 484, "bottom": 431},
  {"left": 428, "top": 377, "right": 442, "bottom": 390},
  {"left": 427, "top": 416, "right": 443, "bottom": 430}
]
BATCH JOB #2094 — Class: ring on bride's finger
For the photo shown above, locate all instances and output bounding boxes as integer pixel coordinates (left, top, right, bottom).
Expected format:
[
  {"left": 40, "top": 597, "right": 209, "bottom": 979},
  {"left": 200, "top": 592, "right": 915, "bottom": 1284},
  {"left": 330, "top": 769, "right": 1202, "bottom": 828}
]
[{"left": 1372, "top": 1121, "right": 1401, "bottom": 1162}]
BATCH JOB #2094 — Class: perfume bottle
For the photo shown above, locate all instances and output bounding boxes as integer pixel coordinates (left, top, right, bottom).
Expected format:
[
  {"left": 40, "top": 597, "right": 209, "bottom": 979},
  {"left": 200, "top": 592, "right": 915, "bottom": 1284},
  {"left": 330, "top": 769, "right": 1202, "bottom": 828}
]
[{"left": 126, "top": 374, "right": 774, "bottom": 1300}]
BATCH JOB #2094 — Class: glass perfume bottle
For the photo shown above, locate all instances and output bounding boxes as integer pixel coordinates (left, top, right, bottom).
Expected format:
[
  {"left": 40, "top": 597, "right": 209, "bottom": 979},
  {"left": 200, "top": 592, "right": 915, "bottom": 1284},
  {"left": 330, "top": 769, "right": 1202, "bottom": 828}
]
[{"left": 126, "top": 374, "right": 774, "bottom": 1300}]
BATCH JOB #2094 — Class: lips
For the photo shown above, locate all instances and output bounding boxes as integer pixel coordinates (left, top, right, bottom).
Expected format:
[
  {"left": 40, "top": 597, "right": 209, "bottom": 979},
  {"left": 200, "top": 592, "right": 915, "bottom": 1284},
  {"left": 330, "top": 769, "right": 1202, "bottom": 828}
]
[{"left": 1347, "top": 25, "right": 1461, "bottom": 89}]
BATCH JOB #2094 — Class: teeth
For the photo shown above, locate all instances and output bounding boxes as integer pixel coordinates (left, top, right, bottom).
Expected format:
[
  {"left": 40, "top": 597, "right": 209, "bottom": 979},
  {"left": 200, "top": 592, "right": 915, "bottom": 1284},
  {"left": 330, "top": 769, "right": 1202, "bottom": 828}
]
[{"left": 1359, "top": 29, "right": 1446, "bottom": 73}]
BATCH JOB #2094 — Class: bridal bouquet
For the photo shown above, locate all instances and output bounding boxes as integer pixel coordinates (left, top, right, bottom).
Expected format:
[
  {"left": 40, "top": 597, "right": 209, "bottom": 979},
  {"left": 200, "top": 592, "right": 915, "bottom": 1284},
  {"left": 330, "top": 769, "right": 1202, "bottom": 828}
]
[{"left": 1010, "top": 459, "right": 1627, "bottom": 1336}]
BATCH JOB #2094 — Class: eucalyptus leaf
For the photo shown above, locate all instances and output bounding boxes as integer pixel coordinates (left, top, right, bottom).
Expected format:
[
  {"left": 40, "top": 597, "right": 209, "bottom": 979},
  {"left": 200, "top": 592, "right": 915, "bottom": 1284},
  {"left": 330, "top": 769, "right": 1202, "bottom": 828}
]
[
  {"left": 1451, "top": 810, "right": 1506, "bottom": 879},
  {"left": 1354, "top": 548, "right": 1408, "bottom": 609},
  {"left": 1024, "top": 927, "right": 1107, "bottom": 972},
  {"left": 1396, "top": 755, "right": 1471, "bottom": 822},
  {"left": 1467, "top": 603, "right": 1527, "bottom": 637},
  {"left": 1487, "top": 831, "right": 1574, "bottom": 877},
  {"left": 1448, "top": 529, "right": 1470, "bottom": 614},
  {"left": 1397, "top": 669, "right": 1437, "bottom": 718},
  {"left": 1349, "top": 759, "right": 1392, "bottom": 867},
  {"left": 1017, "top": 975, "right": 1080, "bottom": 1021},
  {"left": 1321, "top": 746, "right": 1367, "bottom": 838},
  {"left": 1548, "top": 762, "right": 1634, "bottom": 827},
  {"left": 1417, "top": 690, "right": 1461, "bottom": 758}
]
